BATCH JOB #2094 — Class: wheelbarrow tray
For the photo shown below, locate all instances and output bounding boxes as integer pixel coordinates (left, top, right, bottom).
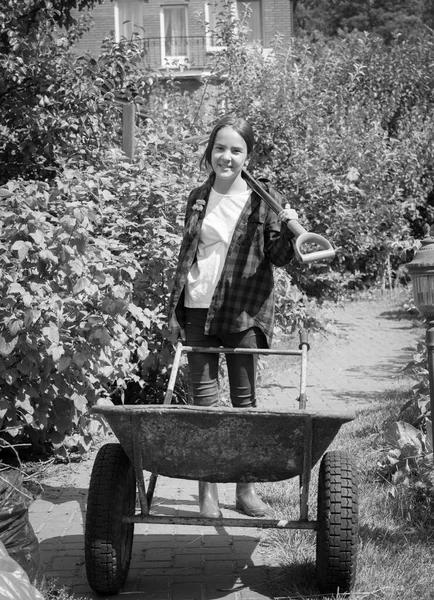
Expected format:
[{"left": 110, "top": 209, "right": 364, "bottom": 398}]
[{"left": 91, "top": 404, "right": 355, "bottom": 482}]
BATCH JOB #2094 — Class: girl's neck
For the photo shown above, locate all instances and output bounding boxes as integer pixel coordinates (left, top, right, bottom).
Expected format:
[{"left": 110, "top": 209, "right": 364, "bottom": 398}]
[{"left": 212, "top": 173, "right": 248, "bottom": 195}]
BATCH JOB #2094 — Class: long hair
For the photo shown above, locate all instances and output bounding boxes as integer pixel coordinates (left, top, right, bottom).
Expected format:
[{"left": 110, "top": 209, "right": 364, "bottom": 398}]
[{"left": 200, "top": 115, "right": 255, "bottom": 171}]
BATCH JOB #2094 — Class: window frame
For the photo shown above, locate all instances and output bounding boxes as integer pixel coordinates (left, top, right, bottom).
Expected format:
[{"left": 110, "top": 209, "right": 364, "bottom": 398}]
[
  {"left": 160, "top": 4, "right": 189, "bottom": 67},
  {"left": 204, "top": 0, "right": 238, "bottom": 53},
  {"left": 114, "top": 0, "right": 144, "bottom": 42}
]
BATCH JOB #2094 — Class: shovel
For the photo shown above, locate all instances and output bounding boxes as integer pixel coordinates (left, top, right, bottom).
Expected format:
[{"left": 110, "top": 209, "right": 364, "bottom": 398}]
[{"left": 243, "top": 170, "right": 335, "bottom": 264}]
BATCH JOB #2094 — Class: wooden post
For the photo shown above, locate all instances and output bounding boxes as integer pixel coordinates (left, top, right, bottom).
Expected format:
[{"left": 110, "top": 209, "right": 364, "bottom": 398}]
[
  {"left": 289, "top": 0, "right": 294, "bottom": 39},
  {"left": 122, "top": 102, "right": 136, "bottom": 160}
]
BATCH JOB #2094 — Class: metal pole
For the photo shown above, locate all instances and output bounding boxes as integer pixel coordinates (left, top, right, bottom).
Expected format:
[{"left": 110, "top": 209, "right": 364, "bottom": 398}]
[{"left": 426, "top": 322, "right": 434, "bottom": 405}]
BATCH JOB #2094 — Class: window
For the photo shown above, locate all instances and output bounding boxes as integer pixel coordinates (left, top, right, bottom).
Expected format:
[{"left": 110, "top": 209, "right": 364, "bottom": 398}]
[
  {"left": 114, "top": 0, "right": 144, "bottom": 41},
  {"left": 205, "top": 0, "right": 262, "bottom": 52},
  {"left": 205, "top": 0, "right": 233, "bottom": 51},
  {"left": 238, "top": 0, "right": 262, "bottom": 43},
  {"left": 160, "top": 5, "right": 188, "bottom": 66}
]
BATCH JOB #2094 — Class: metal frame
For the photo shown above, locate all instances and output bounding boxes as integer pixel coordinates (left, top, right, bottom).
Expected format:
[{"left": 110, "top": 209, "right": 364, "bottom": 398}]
[{"left": 125, "top": 333, "right": 318, "bottom": 531}]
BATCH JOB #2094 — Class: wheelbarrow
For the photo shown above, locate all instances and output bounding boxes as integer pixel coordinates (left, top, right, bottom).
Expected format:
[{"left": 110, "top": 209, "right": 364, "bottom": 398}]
[{"left": 84, "top": 332, "right": 358, "bottom": 596}]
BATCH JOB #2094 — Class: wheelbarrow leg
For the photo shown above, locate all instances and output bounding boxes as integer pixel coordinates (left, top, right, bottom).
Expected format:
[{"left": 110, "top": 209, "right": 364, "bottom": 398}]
[
  {"left": 142, "top": 342, "right": 182, "bottom": 514},
  {"left": 132, "top": 342, "right": 184, "bottom": 515},
  {"left": 300, "top": 416, "right": 313, "bottom": 521},
  {"left": 132, "top": 419, "right": 151, "bottom": 515}
]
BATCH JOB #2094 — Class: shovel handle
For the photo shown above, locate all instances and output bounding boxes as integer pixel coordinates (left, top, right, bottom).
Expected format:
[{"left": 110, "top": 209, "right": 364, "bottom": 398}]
[
  {"left": 242, "top": 170, "right": 335, "bottom": 264},
  {"left": 292, "top": 232, "right": 335, "bottom": 264}
]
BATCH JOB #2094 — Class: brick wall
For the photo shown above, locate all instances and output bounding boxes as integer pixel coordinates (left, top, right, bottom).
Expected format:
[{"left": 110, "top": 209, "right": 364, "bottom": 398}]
[
  {"left": 72, "top": 2, "right": 114, "bottom": 56},
  {"left": 72, "top": 0, "right": 294, "bottom": 58},
  {"left": 263, "top": 0, "right": 293, "bottom": 45}
]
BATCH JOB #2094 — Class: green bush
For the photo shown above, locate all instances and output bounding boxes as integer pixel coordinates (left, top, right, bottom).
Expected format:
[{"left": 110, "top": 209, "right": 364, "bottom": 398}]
[
  {"left": 192, "top": 15, "right": 434, "bottom": 295},
  {"left": 0, "top": 3, "right": 157, "bottom": 183},
  {"left": 2, "top": 1, "right": 434, "bottom": 455},
  {"left": 0, "top": 129, "right": 200, "bottom": 456}
]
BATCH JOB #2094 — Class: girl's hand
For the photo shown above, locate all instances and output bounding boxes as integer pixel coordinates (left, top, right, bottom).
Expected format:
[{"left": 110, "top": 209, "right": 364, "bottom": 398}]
[{"left": 278, "top": 203, "right": 299, "bottom": 223}]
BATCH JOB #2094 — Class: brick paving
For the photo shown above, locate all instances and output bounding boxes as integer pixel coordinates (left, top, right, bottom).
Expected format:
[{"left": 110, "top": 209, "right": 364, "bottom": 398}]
[{"left": 29, "top": 292, "right": 422, "bottom": 599}]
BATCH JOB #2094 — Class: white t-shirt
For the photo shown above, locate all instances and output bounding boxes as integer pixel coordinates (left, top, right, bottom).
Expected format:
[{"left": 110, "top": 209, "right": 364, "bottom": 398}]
[{"left": 185, "top": 187, "right": 251, "bottom": 308}]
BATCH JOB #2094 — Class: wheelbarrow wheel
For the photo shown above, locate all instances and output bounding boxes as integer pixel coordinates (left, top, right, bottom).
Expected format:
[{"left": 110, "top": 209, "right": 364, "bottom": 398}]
[
  {"left": 85, "top": 443, "right": 136, "bottom": 595},
  {"left": 316, "top": 450, "right": 358, "bottom": 595}
]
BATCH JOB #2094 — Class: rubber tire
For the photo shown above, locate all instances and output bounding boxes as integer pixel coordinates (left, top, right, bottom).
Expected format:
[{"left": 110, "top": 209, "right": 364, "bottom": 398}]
[
  {"left": 85, "top": 443, "right": 136, "bottom": 595},
  {"left": 316, "top": 450, "right": 358, "bottom": 595}
]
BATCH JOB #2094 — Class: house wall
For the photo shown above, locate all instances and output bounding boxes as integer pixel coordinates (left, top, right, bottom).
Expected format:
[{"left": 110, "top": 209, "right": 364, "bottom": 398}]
[
  {"left": 264, "top": 0, "right": 293, "bottom": 45},
  {"left": 72, "top": 0, "right": 294, "bottom": 58},
  {"left": 72, "top": 2, "right": 115, "bottom": 56}
]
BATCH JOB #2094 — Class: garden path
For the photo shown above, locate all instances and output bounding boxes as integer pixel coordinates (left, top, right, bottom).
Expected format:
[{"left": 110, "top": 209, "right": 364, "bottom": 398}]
[{"left": 29, "top": 291, "right": 422, "bottom": 600}]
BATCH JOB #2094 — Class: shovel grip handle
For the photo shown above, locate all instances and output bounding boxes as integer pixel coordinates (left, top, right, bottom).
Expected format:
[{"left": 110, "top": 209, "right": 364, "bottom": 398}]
[
  {"left": 242, "top": 170, "right": 335, "bottom": 264},
  {"left": 293, "top": 232, "right": 335, "bottom": 264}
]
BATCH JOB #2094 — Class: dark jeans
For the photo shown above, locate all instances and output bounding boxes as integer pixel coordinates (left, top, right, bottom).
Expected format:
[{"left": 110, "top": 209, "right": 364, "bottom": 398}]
[{"left": 184, "top": 308, "right": 267, "bottom": 408}]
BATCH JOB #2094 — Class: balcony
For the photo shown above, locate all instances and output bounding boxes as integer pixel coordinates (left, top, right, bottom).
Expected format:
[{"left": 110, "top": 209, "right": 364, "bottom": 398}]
[{"left": 142, "top": 36, "right": 221, "bottom": 74}]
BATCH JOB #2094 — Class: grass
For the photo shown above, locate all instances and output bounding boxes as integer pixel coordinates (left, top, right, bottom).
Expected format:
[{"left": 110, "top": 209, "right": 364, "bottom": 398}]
[{"left": 256, "top": 388, "right": 434, "bottom": 600}]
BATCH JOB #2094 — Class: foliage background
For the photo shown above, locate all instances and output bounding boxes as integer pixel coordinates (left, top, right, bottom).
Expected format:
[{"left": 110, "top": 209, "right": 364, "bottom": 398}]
[
  {"left": 294, "top": 0, "right": 434, "bottom": 41},
  {"left": 1, "top": 0, "right": 434, "bottom": 455}
]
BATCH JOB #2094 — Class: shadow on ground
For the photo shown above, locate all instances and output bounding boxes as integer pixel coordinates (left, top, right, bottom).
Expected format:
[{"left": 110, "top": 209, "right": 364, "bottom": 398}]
[{"left": 39, "top": 530, "right": 325, "bottom": 600}]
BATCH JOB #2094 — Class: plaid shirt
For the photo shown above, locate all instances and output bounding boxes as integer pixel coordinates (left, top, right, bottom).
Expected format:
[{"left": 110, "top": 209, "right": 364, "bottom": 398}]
[{"left": 167, "top": 175, "right": 295, "bottom": 347}]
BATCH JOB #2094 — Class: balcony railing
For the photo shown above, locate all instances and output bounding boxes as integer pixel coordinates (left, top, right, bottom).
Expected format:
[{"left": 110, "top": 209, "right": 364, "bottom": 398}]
[{"left": 143, "top": 36, "right": 221, "bottom": 72}]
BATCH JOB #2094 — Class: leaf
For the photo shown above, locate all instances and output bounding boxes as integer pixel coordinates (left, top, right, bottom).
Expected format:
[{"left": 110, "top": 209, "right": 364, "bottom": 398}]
[
  {"left": 42, "top": 322, "right": 60, "bottom": 344},
  {"left": 137, "top": 342, "right": 149, "bottom": 361},
  {"left": 11, "top": 240, "right": 32, "bottom": 261},
  {"left": 16, "top": 397, "right": 34, "bottom": 415},
  {"left": 30, "top": 230, "right": 44, "bottom": 245},
  {"left": 8, "top": 319, "right": 23, "bottom": 336},
  {"left": 4, "top": 426, "right": 21, "bottom": 438},
  {"left": 90, "top": 327, "right": 112, "bottom": 346},
  {"left": 60, "top": 215, "right": 76, "bottom": 233},
  {"left": 71, "top": 393, "right": 87, "bottom": 413},
  {"left": 17, "top": 358, "right": 32, "bottom": 375},
  {"left": 24, "top": 309, "right": 42, "bottom": 327},
  {"left": 128, "top": 303, "right": 151, "bottom": 327},
  {"left": 3, "top": 369, "right": 19, "bottom": 385},
  {"left": 69, "top": 259, "right": 84, "bottom": 276},
  {"left": 112, "top": 285, "right": 127, "bottom": 299},
  {"left": 99, "top": 365, "right": 114, "bottom": 377},
  {"left": 0, "top": 335, "right": 18, "bottom": 357},
  {"left": 50, "top": 344, "right": 64, "bottom": 362},
  {"left": 8, "top": 282, "right": 26, "bottom": 294},
  {"left": 58, "top": 355, "right": 72, "bottom": 372},
  {"left": 22, "top": 293, "right": 32, "bottom": 307},
  {"left": 73, "top": 277, "right": 90, "bottom": 294},
  {"left": 384, "top": 421, "right": 423, "bottom": 460},
  {"left": 73, "top": 352, "right": 88, "bottom": 367},
  {"left": 102, "top": 189, "right": 115, "bottom": 200},
  {"left": 39, "top": 249, "right": 58, "bottom": 263},
  {"left": 0, "top": 399, "right": 10, "bottom": 423}
]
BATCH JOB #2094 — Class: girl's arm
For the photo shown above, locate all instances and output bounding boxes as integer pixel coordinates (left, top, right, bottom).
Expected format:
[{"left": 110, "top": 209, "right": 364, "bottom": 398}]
[{"left": 263, "top": 185, "right": 296, "bottom": 267}]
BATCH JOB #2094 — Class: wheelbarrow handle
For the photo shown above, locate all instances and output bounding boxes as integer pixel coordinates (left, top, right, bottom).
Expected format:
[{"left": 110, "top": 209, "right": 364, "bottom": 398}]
[
  {"left": 163, "top": 341, "right": 184, "bottom": 404},
  {"left": 242, "top": 170, "right": 335, "bottom": 264}
]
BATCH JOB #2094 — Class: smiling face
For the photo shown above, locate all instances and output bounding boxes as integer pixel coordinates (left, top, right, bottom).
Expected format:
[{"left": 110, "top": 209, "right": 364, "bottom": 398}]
[{"left": 211, "top": 126, "right": 249, "bottom": 188}]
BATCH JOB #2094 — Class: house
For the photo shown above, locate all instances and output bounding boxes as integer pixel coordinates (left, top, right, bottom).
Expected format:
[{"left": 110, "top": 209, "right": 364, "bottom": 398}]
[{"left": 73, "top": 0, "right": 294, "bottom": 77}]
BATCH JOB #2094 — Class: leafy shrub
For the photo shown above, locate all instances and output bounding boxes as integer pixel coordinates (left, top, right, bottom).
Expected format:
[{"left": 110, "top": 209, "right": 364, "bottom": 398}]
[
  {"left": 190, "top": 11, "right": 434, "bottom": 297},
  {"left": 0, "top": 5, "right": 157, "bottom": 184},
  {"left": 0, "top": 175, "right": 144, "bottom": 455},
  {"left": 376, "top": 325, "right": 433, "bottom": 528},
  {"left": 0, "top": 128, "right": 201, "bottom": 455},
  {"left": 3, "top": 1, "right": 434, "bottom": 457}
]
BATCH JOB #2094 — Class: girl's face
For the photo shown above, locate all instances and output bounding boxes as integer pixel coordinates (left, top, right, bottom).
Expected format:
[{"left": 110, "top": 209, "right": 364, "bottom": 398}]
[{"left": 211, "top": 127, "right": 249, "bottom": 184}]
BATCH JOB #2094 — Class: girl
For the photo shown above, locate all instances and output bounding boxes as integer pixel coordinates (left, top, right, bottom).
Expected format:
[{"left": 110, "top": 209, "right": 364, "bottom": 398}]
[{"left": 168, "top": 115, "right": 297, "bottom": 518}]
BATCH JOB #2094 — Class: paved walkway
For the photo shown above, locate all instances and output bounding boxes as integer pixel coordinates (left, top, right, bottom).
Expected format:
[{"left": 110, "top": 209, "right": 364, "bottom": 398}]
[{"left": 29, "top": 292, "right": 422, "bottom": 600}]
